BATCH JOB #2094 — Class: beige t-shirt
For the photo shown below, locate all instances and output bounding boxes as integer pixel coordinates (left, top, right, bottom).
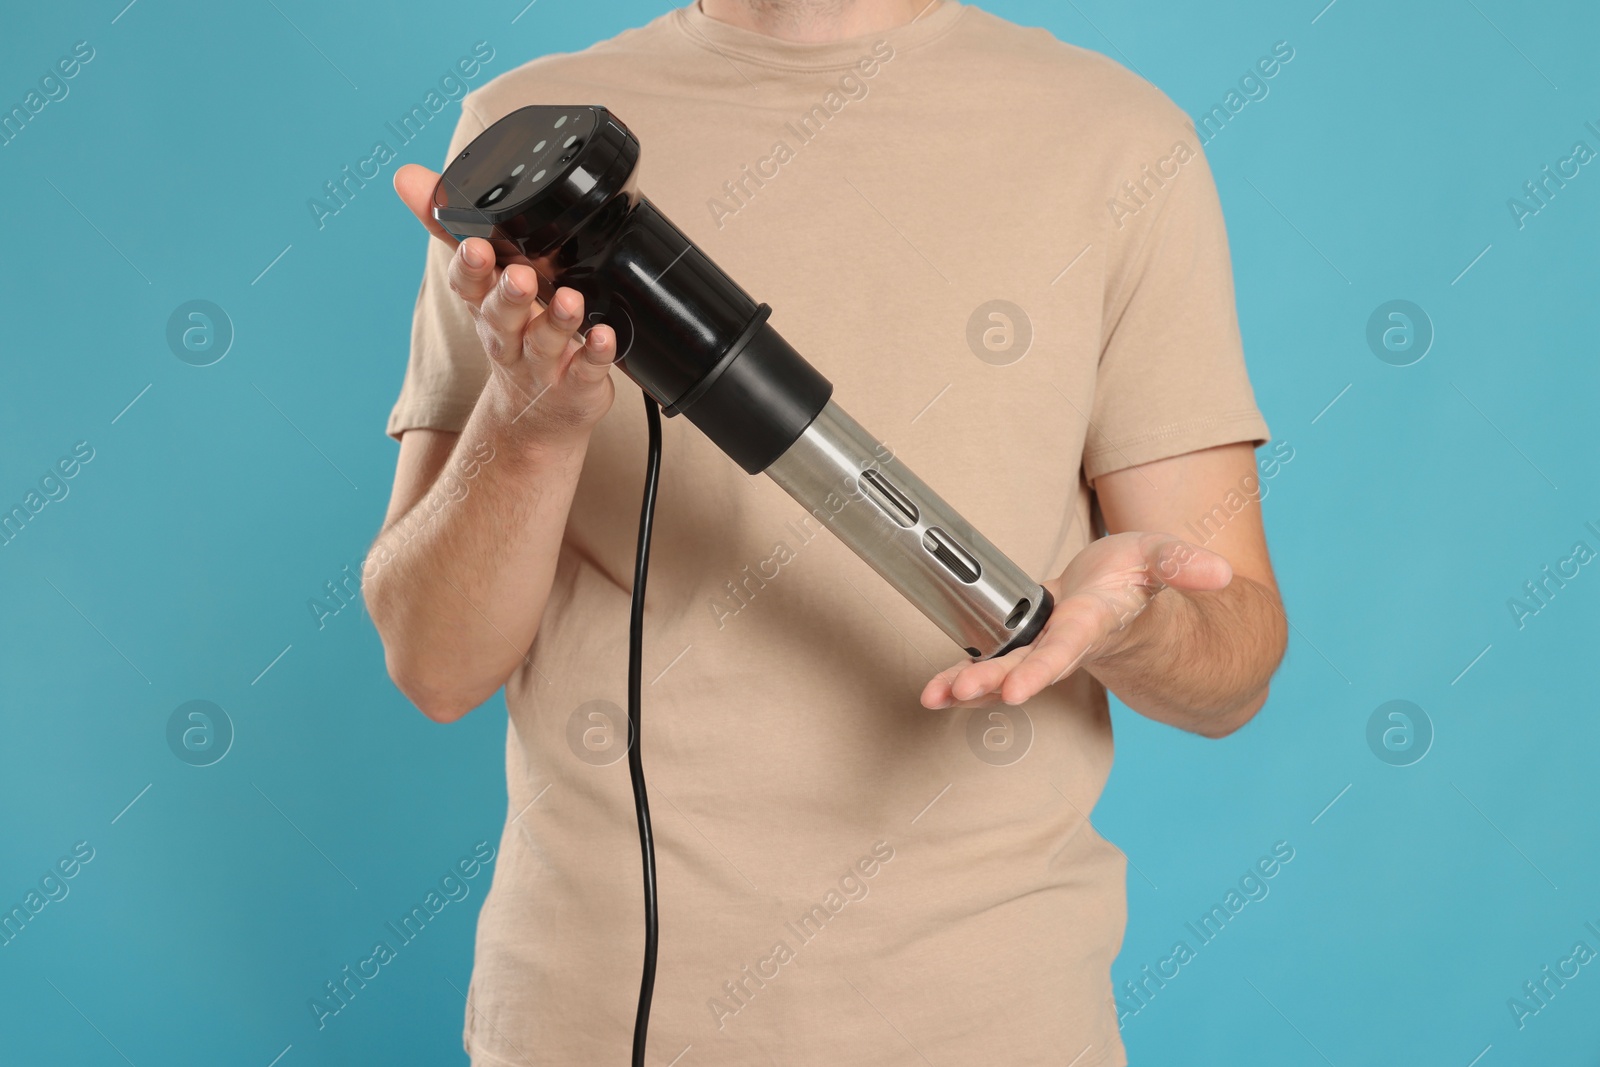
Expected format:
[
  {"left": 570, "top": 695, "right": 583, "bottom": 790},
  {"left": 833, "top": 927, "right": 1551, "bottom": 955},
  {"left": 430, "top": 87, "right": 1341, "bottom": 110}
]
[{"left": 388, "top": 4, "right": 1269, "bottom": 1064}]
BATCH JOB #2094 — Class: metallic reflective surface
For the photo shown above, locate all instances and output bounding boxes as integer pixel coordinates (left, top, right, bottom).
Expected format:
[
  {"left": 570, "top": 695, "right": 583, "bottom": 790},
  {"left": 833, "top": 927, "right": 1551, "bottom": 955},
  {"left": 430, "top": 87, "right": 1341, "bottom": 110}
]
[{"left": 766, "top": 402, "right": 1051, "bottom": 660}]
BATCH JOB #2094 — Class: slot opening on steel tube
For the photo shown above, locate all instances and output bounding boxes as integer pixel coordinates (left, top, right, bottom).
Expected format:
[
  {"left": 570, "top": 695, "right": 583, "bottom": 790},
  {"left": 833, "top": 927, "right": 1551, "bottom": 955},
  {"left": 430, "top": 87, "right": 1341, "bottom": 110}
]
[
  {"left": 922, "top": 527, "right": 981, "bottom": 584},
  {"left": 859, "top": 468, "right": 919, "bottom": 528}
]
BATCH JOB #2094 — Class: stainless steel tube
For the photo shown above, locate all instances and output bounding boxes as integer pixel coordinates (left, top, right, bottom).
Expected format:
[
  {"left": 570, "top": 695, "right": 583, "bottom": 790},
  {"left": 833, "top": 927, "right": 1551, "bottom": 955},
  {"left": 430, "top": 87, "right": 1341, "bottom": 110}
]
[{"left": 764, "top": 401, "right": 1052, "bottom": 660}]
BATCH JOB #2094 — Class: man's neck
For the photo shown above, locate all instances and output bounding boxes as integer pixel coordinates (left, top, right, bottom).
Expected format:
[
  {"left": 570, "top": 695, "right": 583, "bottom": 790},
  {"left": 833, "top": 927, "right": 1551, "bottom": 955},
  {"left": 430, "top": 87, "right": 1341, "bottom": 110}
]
[{"left": 697, "top": 0, "right": 934, "bottom": 43}]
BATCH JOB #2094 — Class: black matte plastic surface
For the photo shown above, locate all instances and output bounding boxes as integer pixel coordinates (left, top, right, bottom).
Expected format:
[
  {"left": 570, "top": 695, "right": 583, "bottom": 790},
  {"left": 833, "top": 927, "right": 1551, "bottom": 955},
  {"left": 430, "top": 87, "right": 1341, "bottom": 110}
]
[
  {"left": 433, "top": 105, "right": 833, "bottom": 469},
  {"left": 681, "top": 322, "right": 833, "bottom": 474}
]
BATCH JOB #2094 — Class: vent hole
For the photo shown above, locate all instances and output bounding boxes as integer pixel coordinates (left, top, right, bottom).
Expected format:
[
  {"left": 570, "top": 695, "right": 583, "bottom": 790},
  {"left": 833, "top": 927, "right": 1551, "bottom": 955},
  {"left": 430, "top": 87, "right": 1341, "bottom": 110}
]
[
  {"left": 922, "top": 527, "right": 981, "bottom": 584},
  {"left": 859, "top": 468, "right": 918, "bottom": 528}
]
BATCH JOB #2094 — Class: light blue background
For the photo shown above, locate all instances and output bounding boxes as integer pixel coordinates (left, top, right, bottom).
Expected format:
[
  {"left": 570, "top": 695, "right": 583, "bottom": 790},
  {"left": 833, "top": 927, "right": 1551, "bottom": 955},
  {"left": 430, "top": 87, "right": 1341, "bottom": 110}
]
[{"left": 2, "top": 1, "right": 1596, "bottom": 1064}]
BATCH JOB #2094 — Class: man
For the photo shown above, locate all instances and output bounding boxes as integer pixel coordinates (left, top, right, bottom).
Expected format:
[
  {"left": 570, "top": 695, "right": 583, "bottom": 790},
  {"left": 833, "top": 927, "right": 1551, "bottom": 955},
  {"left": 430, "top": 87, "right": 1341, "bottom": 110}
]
[{"left": 366, "top": 1, "right": 1287, "bottom": 1063}]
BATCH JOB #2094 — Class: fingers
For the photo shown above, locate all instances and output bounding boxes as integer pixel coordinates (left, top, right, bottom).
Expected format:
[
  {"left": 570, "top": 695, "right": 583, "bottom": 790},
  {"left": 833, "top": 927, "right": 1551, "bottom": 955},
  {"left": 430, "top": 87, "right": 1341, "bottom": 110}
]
[
  {"left": 477, "top": 281, "right": 612, "bottom": 409},
  {"left": 448, "top": 238, "right": 502, "bottom": 311},
  {"left": 520, "top": 287, "right": 587, "bottom": 366},
  {"left": 920, "top": 661, "right": 968, "bottom": 709},
  {"left": 920, "top": 646, "right": 1030, "bottom": 709},
  {"left": 919, "top": 594, "right": 1112, "bottom": 710},
  {"left": 950, "top": 647, "right": 1030, "bottom": 704},
  {"left": 920, "top": 535, "right": 1237, "bottom": 712},
  {"left": 569, "top": 324, "right": 618, "bottom": 385},
  {"left": 394, "top": 164, "right": 458, "bottom": 244},
  {"left": 475, "top": 273, "right": 579, "bottom": 366},
  {"left": 997, "top": 601, "right": 1105, "bottom": 704},
  {"left": 467, "top": 264, "right": 536, "bottom": 366}
]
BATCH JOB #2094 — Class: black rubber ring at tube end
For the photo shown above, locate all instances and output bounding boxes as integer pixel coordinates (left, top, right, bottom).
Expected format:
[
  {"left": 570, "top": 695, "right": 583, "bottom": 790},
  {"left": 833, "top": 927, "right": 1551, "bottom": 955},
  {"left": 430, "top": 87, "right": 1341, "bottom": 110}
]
[
  {"left": 993, "top": 586, "right": 1054, "bottom": 658},
  {"left": 677, "top": 320, "right": 833, "bottom": 475}
]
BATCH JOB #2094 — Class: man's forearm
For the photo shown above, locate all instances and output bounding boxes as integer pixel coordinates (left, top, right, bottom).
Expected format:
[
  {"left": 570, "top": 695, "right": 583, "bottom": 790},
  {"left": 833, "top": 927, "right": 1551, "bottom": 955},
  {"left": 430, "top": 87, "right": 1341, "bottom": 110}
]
[
  {"left": 1086, "top": 576, "right": 1288, "bottom": 737},
  {"left": 365, "top": 377, "right": 588, "bottom": 721}
]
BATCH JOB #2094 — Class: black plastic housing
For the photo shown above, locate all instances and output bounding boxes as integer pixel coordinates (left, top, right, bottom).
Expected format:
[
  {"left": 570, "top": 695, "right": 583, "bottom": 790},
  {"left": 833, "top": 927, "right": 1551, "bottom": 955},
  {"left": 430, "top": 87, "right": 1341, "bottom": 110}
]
[{"left": 432, "top": 105, "right": 832, "bottom": 473}]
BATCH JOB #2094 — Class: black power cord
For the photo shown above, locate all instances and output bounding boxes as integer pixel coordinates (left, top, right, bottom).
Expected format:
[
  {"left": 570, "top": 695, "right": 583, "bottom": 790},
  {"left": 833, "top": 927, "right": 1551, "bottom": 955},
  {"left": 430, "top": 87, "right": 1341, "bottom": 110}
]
[{"left": 627, "top": 395, "right": 663, "bottom": 1067}]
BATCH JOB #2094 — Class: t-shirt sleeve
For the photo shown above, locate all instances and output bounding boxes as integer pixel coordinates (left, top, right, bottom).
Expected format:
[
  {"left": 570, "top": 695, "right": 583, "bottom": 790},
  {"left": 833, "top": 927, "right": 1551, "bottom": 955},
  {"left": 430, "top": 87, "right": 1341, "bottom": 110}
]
[
  {"left": 386, "top": 101, "right": 494, "bottom": 440},
  {"left": 1081, "top": 135, "right": 1270, "bottom": 484}
]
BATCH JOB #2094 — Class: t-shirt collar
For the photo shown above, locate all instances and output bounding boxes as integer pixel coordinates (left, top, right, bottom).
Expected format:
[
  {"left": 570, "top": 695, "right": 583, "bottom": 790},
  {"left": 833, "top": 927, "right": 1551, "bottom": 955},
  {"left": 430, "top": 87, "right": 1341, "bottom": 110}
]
[{"left": 674, "top": 0, "right": 965, "bottom": 71}]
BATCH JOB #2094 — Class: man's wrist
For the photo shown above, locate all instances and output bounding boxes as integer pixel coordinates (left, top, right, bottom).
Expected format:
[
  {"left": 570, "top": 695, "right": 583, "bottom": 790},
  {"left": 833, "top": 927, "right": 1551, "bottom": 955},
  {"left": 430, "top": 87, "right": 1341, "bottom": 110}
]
[
  {"left": 1087, "top": 583, "right": 1179, "bottom": 672},
  {"left": 477, "top": 372, "right": 592, "bottom": 462}
]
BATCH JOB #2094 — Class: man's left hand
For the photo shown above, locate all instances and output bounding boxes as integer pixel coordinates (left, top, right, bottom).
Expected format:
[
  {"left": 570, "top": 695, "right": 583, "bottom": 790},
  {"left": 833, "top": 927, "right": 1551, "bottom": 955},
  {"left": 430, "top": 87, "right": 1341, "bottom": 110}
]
[{"left": 919, "top": 531, "right": 1234, "bottom": 709}]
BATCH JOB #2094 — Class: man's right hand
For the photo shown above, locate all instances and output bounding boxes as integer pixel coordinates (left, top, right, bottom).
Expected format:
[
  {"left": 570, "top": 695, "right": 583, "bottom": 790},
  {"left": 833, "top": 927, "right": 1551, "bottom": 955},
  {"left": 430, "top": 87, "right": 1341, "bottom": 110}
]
[
  {"left": 394, "top": 163, "right": 618, "bottom": 449},
  {"left": 368, "top": 165, "right": 624, "bottom": 722}
]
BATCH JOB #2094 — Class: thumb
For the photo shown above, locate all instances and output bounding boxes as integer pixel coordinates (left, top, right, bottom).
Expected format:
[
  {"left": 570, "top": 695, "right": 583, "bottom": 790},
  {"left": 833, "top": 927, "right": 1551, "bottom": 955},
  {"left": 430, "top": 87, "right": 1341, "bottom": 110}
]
[
  {"left": 1144, "top": 536, "right": 1233, "bottom": 592},
  {"left": 394, "top": 163, "right": 458, "bottom": 245}
]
